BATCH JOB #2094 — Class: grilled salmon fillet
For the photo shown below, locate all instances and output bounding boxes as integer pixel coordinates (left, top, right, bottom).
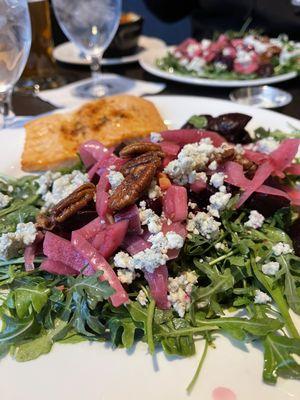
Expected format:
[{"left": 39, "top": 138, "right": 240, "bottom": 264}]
[{"left": 22, "top": 95, "right": 166, "bottom": 171}]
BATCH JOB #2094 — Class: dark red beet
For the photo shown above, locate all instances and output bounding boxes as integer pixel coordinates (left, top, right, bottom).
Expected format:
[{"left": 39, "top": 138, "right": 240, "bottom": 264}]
[
  {"left": 289, "top": 218, "right": 300, "bottom": 256},
  {"left": 245, "top": 192, "right": 290, "bottom": 218}
]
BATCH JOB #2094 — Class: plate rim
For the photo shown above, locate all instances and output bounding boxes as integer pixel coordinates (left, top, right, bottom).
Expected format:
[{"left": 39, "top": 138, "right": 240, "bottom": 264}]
[
  {"left": 139, "top": 47, "right": 298, "bottom": 87},
  {"left": 53, "top": 35, "right": 166, "bottom": 66}
]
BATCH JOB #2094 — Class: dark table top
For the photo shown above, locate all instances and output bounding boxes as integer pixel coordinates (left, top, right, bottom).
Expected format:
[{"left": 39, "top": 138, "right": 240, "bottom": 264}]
[{"left": 13, "top": 60, "right": 300, "bottom": 120}]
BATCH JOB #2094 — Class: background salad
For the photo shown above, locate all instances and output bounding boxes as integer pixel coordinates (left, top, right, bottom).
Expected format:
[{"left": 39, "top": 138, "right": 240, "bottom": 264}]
[{"left": 157, "top": 32, "right": 300, "bottom": 80}]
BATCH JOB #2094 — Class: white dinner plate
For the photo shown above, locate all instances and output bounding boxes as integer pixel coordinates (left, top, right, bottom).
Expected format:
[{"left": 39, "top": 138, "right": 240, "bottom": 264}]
[
  {"left": 53, "top": 36, "right": 166, "bottom": 66},
  {"left": 139, "top": 47, "right": 298, "bottom": 88},
  {"left": 0, "top": 95, "right": 300, "bottom": 400}
]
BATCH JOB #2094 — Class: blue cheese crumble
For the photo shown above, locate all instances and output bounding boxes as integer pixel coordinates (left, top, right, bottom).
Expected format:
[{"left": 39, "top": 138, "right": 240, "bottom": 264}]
[
  {"left": 108, "top": 170, "right": 124, "bottom": 191},
  {"left": 168, "top": 271, "right": 198, "bottom": 317},
  {"left": 42, "top": 170, "right": 89, "bottom": 210},
  {"left": 164, "top": 138, "right": 215, "bottom": 185},
  {"left": 262, "top": 261, "right": 280, "bottom": 276},
  {"left": 0, "top": 192, "right": 11, "bottom": 209},
  {"left": 244, "top": 210, "right": 265, "bottom": 229},
  {"left": 150, "top": 132, "right": 163, "bottom": 143},
  {"left": 187, "top": 211, "right": 221, "bottom": 239},
  {"left": 272, "top": 242, "right": 293, "bottom": 256},
  {"left": 0, "top": 222, "right": 37, "bottom": 260},
  {"left": 254, "top": 289, "right": 272, "bottom": 304}
]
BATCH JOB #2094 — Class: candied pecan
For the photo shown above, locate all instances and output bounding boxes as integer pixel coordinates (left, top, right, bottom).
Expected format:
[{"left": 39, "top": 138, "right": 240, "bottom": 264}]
[
  {"left": 119, "top": 142, "right": 163, "bottom": 158},
  {"left": 213, "top": 147, "right": 236, "bottom": 164},
  {"left": 235, "top": 154, "right": 257, "bottom": 177},
  {"left": 36, "top": 183, "right": 95, "bottom": 230},
  {"left": 121, "top": 151, "right": 163, "bottom": 176},
  {"left": 109, "top": 163, "right": 157, "bottom": 211}
]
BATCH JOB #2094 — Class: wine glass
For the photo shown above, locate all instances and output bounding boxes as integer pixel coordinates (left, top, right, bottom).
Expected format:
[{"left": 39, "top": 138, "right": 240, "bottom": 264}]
[
  {"left": 52, "top": 0, "right": 121, "bottom": 98},
  {"left": 0, "top": 0, "right": 31, "bottom": 129}
]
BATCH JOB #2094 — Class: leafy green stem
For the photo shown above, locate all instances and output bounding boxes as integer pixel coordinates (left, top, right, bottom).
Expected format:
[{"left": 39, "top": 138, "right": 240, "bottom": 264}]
[
  {"left": 146, "top": 299, "right": 156, "bottom": 355},
  {"left": 252, "top": 260, "right": 299, "bottom": 339},
  {"left": 186, "top": 340, "right": 209, "bottom": 394},
  {"left": 208, "top": 250, "right": 236, "bottom": 266}
]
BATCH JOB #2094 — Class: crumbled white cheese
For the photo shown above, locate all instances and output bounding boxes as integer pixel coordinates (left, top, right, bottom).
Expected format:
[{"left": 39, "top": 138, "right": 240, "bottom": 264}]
[
  {"left": 0, "top": 192, "right": 11, "bottom": 209},
  {"left": 262, "top": 261, "right": 280, "bottom": 276},
  {"left": 186, "top": 57, "right": 206, "bottom": 73},
  {"left": 164, "top": 138, "right": 215, "bottom": 185},
  {"left": 168, "top": 271, "right": 198, "bottom": 317},
  {"left": 148, "top": 180, "right": 162, "bottom": 200},
  {"left": 243, "top": 35, "right": 268, "bottom": 54},
  {"left": 272, "top": 242, "right": 293, "bottom": 256},
  {"left": 236, "top": 49, "right": 253, "bottom": 64},
  {"left": 244, "top": 210, "right": 265, "bottom": 229},
  {"left": 235, "top": 144, "right": 245, "bottom": 155},
  {"left": 150, "top": 132, "right": 163, "bottom": 143},
  {"left": 186, "top": 43, "right": 200, "bottom": 57},
  {"left": 0, "top": 222, "right": 37, "bottom": 260},
  {"left": 207, "top": 192, "right": 232, "bottom": 218},
  {"left": 210, "top": 172, "right": 226, "bottom": 189},
  {"left": 215, "top": 242, "right": 227, "bottom": 251},
  {"left": 132, "top": 248, "right": 169, "bottom": 273},
  {"left": 108, "top": 170, "right": 124, "bottom": 191},
  {"left": 208, "top": 160, "right": 217, "bottom": 171},
  {"left": 187, "top": 211, "right": 221, "bottom": 239},
  {"left": 253, "top": 137, "right": 279, "bottom": 155},
  {"left": 188, "top": 201, "right": 197, "bottom": 210},
  {"left": 165, "top": 231, "right": 185, "bottom": 249},
  {"left": 117, "top": 269, "right": 136, "bottom": 284},
  {"left": 42, "top": 170, "right": 89, "bottom": 210},
  {"left": 114, "top": 251, "right": 134, "bottom": 270},
  {"left": 254, "top": 289, "right": 272, "bottom": 304},
  {"left": 139, "top": 205, "right": 162, "bottom": 234},
  {"left": 35, "top": 171, "right": 62, "bottom": 196},
  {"left": 136, "top": 290, "right": 148, "bottom": 306}
]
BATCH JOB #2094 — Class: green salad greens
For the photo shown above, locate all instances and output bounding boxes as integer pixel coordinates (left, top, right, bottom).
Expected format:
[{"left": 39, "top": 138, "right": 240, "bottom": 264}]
[{"left": 0, "top": 126, "right": 299, "bottom": 394}]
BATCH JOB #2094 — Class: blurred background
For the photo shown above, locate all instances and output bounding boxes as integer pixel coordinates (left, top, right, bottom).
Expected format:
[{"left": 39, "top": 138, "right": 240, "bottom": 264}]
[{"left": 50, "top": 0, "right": 191, "bottom": 46}]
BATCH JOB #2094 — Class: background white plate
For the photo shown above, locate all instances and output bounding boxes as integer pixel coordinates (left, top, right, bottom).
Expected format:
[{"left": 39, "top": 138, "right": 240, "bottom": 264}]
[
  {"left": 139, "top": 47, "right": 298, "bottom": 88},
  {"left": 0, "top": 95, "right": 300, "bottom": 400},
  {"left": 53, "top": 36, "right": 166, "bottom": 66}
]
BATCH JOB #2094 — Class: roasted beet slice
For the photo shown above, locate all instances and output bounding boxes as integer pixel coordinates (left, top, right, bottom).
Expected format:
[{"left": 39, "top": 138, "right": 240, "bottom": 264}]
[
  {"left": 289, "top": 218, "right": 300, "bottom": 256},
  {"left": 245, "top": 192, "right": 290, "bottom": 218},
  {"left": 257, "top": 63, "right": 274, "bottom": 77},
  {"left": 206, "top": 113, "right": 252, "bottom": 144},
  {"left": 181, "top": 113, "right": 252, "bottom": 144}
]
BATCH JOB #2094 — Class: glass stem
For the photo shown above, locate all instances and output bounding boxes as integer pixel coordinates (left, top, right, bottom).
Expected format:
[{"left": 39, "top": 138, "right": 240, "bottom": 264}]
[
  {"left": 90, "top": 53, "right": 103, "bottom": 90},
  {"left": 0, "top": 89, "right": 14, "bottom": 129}
]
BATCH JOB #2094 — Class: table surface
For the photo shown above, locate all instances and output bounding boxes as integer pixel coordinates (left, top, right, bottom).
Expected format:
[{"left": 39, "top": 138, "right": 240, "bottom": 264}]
[{"left": 13, "top": 59, "right": 300, "bottom": 120}]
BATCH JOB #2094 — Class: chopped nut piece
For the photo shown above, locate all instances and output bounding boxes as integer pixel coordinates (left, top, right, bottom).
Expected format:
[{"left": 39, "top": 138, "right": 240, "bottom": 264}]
[
  {"left": 119, "top": 142, "right": 164, "bottom": 158},
  {"left": 121, "top": 151, "right": 163, "bottom": 176},
  {"left": 37, "top": 183, "right": 95, "bottom": 230},
  {"left": 109, "top": 163, "right": 157, "bottom": 211}
]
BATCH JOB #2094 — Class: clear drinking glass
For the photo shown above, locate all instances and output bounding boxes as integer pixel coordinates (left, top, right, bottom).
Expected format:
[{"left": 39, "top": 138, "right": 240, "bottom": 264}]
[
  {"left": 0, "top": 0, "right": 31, "bottom": 129},
  {"left": 52, "top": 0, "right": 121, "bottom": 98}
]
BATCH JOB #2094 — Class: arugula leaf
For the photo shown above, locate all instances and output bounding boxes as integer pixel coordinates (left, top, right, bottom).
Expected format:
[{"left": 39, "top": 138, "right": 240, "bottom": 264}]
[
  {"left": 263, "top": 333, "right": 300, "bottom": 383},
  {"left": 12, "top": 318, "right": 69, "bottom": 362},
  {"left": 12, "top": 284, "right": 50, "bottom": 319},
  {"left": 0, "top": 314, "right": 40, "bottom": 345},
  {"left": 187, "top": 115, "right": 208, "bottom": 129},
  {"left": 194, "top": 316, "right": 283, "bottom": 341},
  {"left": 192, "top": 268, "right": 234, "bottom": 302}
]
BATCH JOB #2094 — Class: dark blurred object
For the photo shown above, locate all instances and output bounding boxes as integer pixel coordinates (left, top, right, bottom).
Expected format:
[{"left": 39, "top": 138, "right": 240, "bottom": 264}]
[
  {"left": 245, "top": 193, "right": 290, "bottom": 217},
  {"left": 289, "top": 218, "right": 300, "bottom": 256},
  {"left": 144, "top": 0, "right": 300, "bottom": 41},
  {"left": 105, "top": 13, "right": 144, "bottom": 57},
  {"left": 182, "top": 112, "right": 252, "bottom": 144},
  {"left": 18, "top": 0, "right": 65, "bottom": 92}
]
